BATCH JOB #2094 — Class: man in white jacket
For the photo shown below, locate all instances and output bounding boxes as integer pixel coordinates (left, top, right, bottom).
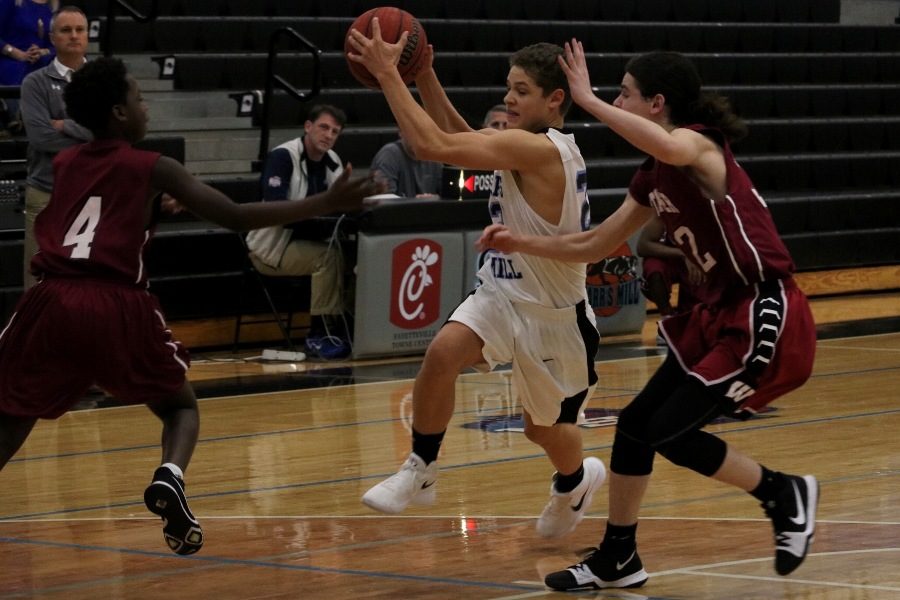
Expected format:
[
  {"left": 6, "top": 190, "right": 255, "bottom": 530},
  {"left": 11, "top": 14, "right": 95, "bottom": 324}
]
[{"left": 247, "top": 104, "right": 351, "bottom": 359}]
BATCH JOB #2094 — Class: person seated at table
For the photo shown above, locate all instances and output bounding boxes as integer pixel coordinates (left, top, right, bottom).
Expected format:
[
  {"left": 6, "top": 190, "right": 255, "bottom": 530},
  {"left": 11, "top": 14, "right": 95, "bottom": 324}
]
[
  {"left": 370, "top": 129, "right": 442, "bottom": 198},
  {"left": 246, "top": 104, "right": 354, "bottom": 359}
]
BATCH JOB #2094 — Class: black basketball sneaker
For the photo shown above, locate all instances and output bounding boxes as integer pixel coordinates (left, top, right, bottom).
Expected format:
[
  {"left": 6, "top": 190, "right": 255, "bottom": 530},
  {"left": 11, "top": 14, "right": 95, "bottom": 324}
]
[
  {"left": 144, "top": 466, "right": 204, "bottom": 555},
  {"left": 544, "top": 546, "right": 649, "bottom": 591},
  {"left": 762, "top": 474, "right": 818, "bottom": 575}
]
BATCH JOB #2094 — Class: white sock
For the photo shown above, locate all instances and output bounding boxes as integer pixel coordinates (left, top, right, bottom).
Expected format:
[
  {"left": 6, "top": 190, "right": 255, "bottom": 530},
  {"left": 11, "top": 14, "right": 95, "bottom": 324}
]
[{"left": 161, "top": 462, "right": 184, "bottom": 479}]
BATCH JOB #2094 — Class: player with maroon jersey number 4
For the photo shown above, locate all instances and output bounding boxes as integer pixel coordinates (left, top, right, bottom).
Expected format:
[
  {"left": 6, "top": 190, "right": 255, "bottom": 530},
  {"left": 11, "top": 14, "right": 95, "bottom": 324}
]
[{"left": 0, "top": 57, "right": 381, "bottom": 557}]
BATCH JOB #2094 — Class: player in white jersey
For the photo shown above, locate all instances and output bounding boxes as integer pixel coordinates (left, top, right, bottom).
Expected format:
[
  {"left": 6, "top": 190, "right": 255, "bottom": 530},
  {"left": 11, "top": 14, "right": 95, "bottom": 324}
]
[
  {"left": 457, "top": 127, "right": 595, "bottom": 427},
  {"left": 348, "top": 28, "right": 604, "bottom": 537}
]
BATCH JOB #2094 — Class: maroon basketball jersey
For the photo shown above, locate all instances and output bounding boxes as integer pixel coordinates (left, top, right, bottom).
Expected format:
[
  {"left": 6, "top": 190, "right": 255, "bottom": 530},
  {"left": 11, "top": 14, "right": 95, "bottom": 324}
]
[
  {"left": 628, "top": 125, "right": 794, "bottom": 304},
  {"left": 31, "top": 139, "right": 160, "bottom": 286}
]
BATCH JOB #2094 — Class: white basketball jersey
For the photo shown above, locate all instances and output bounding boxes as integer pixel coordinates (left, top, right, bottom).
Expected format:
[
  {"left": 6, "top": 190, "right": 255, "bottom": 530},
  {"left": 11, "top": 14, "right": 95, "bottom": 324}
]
[{"left": 480, "top": 128, "right": 591, "bottom": 308}]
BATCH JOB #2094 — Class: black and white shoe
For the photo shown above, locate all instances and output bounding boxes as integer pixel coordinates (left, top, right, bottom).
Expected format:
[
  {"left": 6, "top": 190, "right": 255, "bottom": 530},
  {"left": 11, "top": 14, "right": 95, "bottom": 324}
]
[
  {"left": 544, "top": 546, "right": 649, "bottom": 591},
  {"left": 536, "top": 457, "right": 607, "bottom": 538},
  {"left": 144, "top": 467, "right": 204, "bottom": 555},
  {"left": 762, "top": 474, "right": 818, "bottom": 575}
]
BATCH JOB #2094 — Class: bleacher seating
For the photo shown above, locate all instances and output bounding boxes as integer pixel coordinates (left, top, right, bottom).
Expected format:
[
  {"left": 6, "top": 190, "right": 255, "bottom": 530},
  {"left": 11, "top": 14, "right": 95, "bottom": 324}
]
[
  {"left": 106, "top": 18, "right": 900, "bottom": 55},
  {"left": 3, "top": 0, "right": 899, "bottom": 342},
  {"left": 158, "top": 49, "right": 900, "bottom": 95},
  {"left": 79, "top": 0, "right": 842, "bottom": 22},
  {"left": 263, "top": 83, "right": 900, "bottom": 129}
]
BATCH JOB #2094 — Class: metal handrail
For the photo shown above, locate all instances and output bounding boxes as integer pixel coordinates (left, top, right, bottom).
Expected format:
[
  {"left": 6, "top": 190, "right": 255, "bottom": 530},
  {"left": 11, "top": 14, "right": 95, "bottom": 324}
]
[
  {"left": 102, "top": 0, "right": 159, "bottom": 57},
  {"left": 256, "top": 27, "right": 321, "bottom": 168}
]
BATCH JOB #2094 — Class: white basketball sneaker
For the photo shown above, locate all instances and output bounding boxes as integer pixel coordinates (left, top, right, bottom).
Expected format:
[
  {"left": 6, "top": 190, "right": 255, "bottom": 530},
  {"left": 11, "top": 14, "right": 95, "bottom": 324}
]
[
  {"left": 536, "top": 456, "right": 607, "bottom": 538},
  {"left": 361, "top": 452, "right": 439, "bottom": 514}
]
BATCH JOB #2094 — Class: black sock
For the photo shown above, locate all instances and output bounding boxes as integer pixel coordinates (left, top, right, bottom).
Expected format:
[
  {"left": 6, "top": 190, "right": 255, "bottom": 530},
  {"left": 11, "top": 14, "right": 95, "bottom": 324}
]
[
  {"left": 554, "top": 464, "right": 585, "bottom": 494},
  {"left": 412, "top": 428, "right": 445, "bottom": 465},
  {"left": 309, "top": 315, "right": 326, "bottom": 337},
  {"left": 750, "top": 466, "right": 788, "bottom": 503},
  {"left": 600, "top": 522, "right": 638, "bottom": 556},
  {"left": 320, "top": 313, "right": 351, "bottom": 340}
]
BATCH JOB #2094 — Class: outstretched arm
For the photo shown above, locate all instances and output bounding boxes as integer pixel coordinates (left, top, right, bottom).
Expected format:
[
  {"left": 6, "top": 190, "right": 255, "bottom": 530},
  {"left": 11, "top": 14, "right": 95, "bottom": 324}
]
[
  {"left": 478, "top": 194, "right": 655, "bottom": 263},
  {"left": 347, "top": 18, "right": 548, "bottom": 170},
  {"left": 559, "top": 39, "right": 709, "bottom": 167},
  {"left": 150, "top": 157, "right": 382, "bottom": 231}
]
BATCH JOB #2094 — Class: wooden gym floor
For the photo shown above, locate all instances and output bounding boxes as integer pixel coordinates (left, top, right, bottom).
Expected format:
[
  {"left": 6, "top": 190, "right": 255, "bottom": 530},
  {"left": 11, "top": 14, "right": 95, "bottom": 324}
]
[{"left": 0, "top": 295, "right": 898, "bottom": 599}]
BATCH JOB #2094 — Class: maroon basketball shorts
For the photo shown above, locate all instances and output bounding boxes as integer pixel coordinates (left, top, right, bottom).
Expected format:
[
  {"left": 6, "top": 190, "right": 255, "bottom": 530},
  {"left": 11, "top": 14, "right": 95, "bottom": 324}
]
[
  {"left": 658, "top": 278, "right": 815, "bottom": 416},
  {"left": 0, "top": 278, "right": 190, "bottom": 419}
]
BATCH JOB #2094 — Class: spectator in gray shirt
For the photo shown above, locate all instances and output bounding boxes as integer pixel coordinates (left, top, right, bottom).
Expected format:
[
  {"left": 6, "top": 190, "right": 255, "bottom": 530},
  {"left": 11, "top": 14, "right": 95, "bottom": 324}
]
[
  {"left": 370, "top": 130, "right": 442, "bottom": 198},
  {"left": 19, "top": 5, "right": 90, "bottom": 289}
]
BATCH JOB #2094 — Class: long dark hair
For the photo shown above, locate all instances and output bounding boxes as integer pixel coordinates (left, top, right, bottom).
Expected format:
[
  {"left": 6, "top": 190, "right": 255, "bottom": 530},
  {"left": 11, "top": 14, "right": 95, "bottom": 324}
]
[{"left": 625, "top": 51, "right": 747, "bottom": 143}]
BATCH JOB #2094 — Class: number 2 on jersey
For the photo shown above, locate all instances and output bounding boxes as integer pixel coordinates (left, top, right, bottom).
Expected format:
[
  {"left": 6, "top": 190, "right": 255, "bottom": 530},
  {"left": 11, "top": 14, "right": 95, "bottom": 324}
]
[
  {"left": 673, "top": 225, "right": 717, "bottom": 272},
  {"left": 63, "top": 195, "right": 101, "bottom": 259}
]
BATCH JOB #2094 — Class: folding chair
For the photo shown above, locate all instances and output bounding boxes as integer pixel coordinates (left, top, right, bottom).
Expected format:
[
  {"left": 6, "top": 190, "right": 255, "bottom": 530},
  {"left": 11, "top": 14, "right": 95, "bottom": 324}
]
[{"left": 232, "top": 233, "right": 307, "bottom": 352}]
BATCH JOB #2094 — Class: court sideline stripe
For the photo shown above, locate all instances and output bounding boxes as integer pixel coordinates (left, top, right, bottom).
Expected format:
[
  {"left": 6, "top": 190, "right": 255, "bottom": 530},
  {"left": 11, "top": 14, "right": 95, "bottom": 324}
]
[
  {"left": 0, "top": 536, "right": 537, "bottom": 596},
  {"left": 1, "top": 409, "right": 898, "bottom": 520},
  {"left": 8, "top": 362, "right": 899, "bottom": 464}
]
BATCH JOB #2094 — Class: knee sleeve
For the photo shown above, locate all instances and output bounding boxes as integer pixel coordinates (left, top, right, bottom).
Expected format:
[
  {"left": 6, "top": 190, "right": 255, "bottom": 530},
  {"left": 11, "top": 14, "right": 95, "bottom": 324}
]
[
  {"left": 615, "top": 398, "right": 649, "bottom": 441},
  {"left": 644, "top": 376, "right": 729, "bottom": 477},
  {"left": 610, "top": 354, "right": 688, "bottom": 476},
  {"left": 615, "top": 356, "right": 685, "bottom": 440},
  {"left": 609, "top": 428, "right": 655, "bottom": 476},
  {"left": 655, "top": 430, "right": 727, "bottom": 477}
]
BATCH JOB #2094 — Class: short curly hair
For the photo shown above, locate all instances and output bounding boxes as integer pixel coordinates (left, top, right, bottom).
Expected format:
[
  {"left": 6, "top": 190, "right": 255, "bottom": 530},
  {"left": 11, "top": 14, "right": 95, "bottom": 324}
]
[{"left": 64, "top": 57, "right": 130, "bottom": 134}]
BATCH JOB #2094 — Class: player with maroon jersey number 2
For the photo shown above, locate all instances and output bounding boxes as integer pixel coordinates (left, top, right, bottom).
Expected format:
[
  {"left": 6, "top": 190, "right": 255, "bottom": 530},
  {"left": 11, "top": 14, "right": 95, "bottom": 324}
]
[{"left": 479, "top": 43, "right": 818, "bottom": 591}]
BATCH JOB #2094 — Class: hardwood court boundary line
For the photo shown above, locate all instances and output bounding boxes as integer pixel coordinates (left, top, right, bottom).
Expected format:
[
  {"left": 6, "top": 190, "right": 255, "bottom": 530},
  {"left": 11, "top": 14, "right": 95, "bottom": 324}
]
[
  {"left": 506, "top": 548, "right": 900, "bottom": 600},
  {"left": 507, "top": 548, "right": 900, "bottom": 597},
  {"left": 3, "top": 407, "right": 899, "bottom": 521},
  {"left": 3, "top": 522, "right": 897, "bottom": 597},
  {"left": 3, "top": 526, "right": 897, "bottom": 596},
  {"left": 19, "top": 400, "right": 894, "bottom": 470},
  {"left": 0, "top": 536, "right": 539, "bottom": 594},
  {"left": 652, "top": 547, "right": 900, "bottom": 591}
]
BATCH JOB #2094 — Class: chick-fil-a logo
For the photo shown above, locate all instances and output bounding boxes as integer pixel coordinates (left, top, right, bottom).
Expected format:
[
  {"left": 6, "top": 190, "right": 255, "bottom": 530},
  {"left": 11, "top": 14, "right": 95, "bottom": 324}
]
[{"left": 390, "top": 239, "right": 442, "bottom": 329}]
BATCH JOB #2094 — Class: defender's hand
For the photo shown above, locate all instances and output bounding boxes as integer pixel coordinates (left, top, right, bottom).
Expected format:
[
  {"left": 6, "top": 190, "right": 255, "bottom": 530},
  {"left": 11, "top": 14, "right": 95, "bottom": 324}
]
[
  {"left": 477, "top": 223, "right": 517, "bottom": 253},
  {"left": 324, "top": 165, "right": 386, "bottom": 213}
]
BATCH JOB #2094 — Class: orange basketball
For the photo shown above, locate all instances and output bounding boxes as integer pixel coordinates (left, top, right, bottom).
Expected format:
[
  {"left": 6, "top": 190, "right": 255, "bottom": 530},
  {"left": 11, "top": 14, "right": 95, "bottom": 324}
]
[{"left": 344, "top": 7, "right": 428, "bottom": 89}]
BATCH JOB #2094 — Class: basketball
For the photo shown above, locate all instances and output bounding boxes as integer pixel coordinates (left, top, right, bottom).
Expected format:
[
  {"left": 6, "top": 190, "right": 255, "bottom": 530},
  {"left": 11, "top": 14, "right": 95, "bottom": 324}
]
[{"left": 344, "top": 7, "right": 428, "bottom": 89}]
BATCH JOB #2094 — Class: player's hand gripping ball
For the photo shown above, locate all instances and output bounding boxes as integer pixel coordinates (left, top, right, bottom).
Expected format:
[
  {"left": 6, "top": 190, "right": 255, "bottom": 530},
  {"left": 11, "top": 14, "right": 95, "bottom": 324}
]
[{"left": 344, "top": 6, "right": 428, "bottom": 89}]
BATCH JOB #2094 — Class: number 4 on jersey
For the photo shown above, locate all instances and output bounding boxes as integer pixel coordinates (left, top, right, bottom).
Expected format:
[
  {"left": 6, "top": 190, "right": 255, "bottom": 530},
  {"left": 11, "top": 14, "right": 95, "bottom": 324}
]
[{"left": 63, "top": 195, "right": 101, "bottom": 259}]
